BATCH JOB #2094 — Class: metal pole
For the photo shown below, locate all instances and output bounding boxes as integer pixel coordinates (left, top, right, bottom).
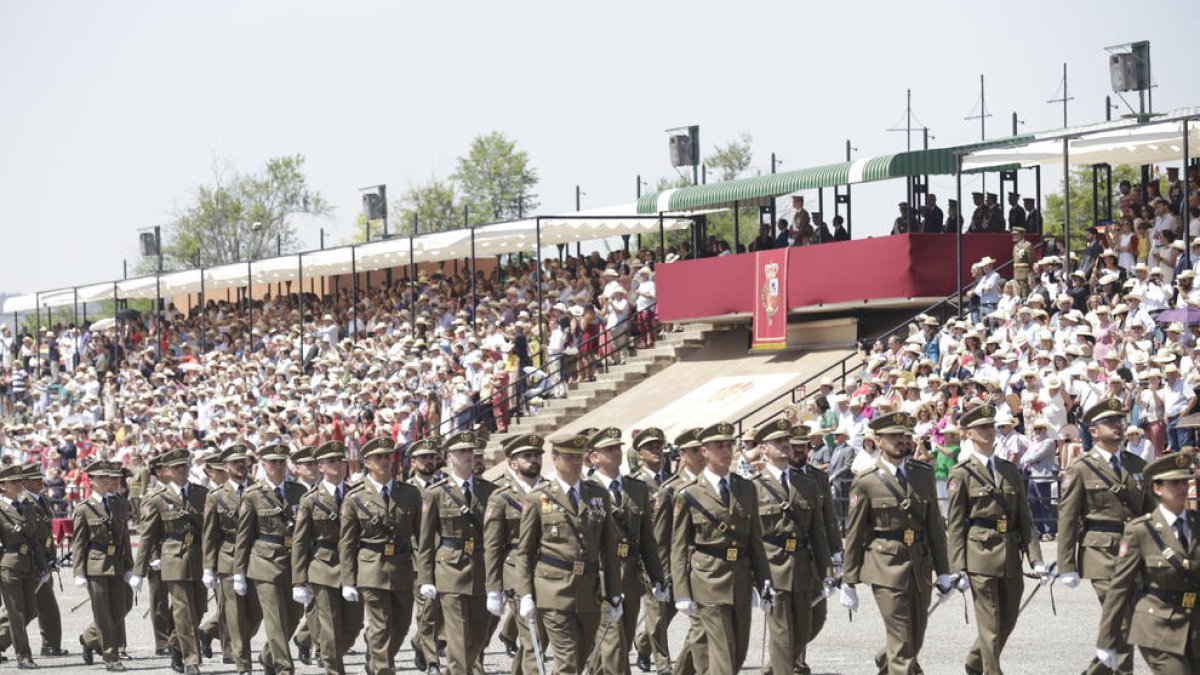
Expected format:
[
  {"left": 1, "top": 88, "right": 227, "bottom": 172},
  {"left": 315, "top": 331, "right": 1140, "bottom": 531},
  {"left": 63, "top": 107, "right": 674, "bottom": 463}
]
[
  {"left": 297, "top": 255, "right": 304, "bottom": 349},
  {"left": 34, "top": 292, "right": 40, "bottom": 363},
  {"left": 636, "top": 175, "right": 641, "bottom": 198},
  {"left": 73, "top": 288, "right": 79, "bottom": 364},
  {"left": 1092, "top": 166, "right": 1099, "bottom": 228},
  {"left": 350, "top": 245, "right": 358, "bottom": 339},
  {"left": 155, "top": 275, "right": 161, "bottom": 363},
  {"left": 658, "top": 213, "right": 665, "bottom": 262},
  {"left": 320, "top": 228, "right": 326, "bottom": 250},
  {"left": 112, "top": 283, "right": 117, "bottom": 319},
  {"left": 467, "top": 205, "right": 476, "bottom": 329},
  {"left": 845, "top": 139, "right": 854, "bottom": 238},
  {"left": 1185, "top": 119, "right": 1192, "bottom": 269},
  {"left": 956, "top": 156, "right": 963, "bottom": 318},
  {"left": 733, "top": 200, "right": 740, "bottom": 252},
  {"left": 1063, "top": 138, "right": 1072, "bottom": 274},
  {"left": 1035, "top": 165, "right": 1043, "bottom": 215},
  {"left": 410, "top": 213, "right": 418, "bottom": 313},
  {"left": 245, "top": 260, "right": 252, "bottom": 351},
  {"left": 535, "top": 217, "right": 544, "bottom": 362},
  {"left": 199, "top": 267, "right": 206, "bottom": 352}
]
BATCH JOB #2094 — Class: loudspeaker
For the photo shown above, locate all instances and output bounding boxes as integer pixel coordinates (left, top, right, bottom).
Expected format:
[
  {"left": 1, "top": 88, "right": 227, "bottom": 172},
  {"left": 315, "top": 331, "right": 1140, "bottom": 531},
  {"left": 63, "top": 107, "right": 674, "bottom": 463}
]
[
  {"left": 139, "top": 232, "right": 158, "bottom": 257},
  {"left": 669, "top": 134, "right": 692, "bottom": 167},
  {"left": 362, "top": 193, "right": 386, "bottom": 221},
  {"left": 1109, "top": 53, "right": 1144, "bottom": 93}
]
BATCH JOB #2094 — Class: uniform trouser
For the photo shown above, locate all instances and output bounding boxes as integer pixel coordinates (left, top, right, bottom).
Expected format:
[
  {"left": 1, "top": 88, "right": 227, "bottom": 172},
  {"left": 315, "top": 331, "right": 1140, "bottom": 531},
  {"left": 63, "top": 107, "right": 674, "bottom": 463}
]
[
  {"left": 478, "top": 609, "right": 499, "bottom": 672},
  {"left": 198, "top": 582, "right": 229, "bottom": 657},
  {"left": 222, "top": 575, "right": 262, "bottom": 672},
  {"left": 1140, "top": 645, "right": 1200, "bottom": 675},
  {"left": 964, "top": 574, "right": 1023, "bottom": 674},
  {"left": 254, "top": 580, "right": 302, "bottom": 675},
  {"left": 498, "top": 608, "right": 518, "bottom": 645},
  {"left": 800, "top": 590, "right": 828, "bottom": 673},
  {"left": 360, "top": 587, "right": 414, "bottom": 675},
  {"left": 763, "top": 588, "right": 814, "bottom": 675},
  {"left": 440, "top": 593, "right": 488, "bottom": 675},
  {"left": 413, "top": 586, "right": 443, "bottom": 666},
  {"left": 634, "top": 597, "right": 675, "bottom": 671},
  {"left": 596, "top": 587, "right": 643, "bottom": 675},
  {"left": 506, "top": 594, "right": 548, "bottom": 675},
  {"left": 0, "top": 577, "right": 36, "bottom": 660},
  {"left": 34, "top": 577, "right": 60, "bottom": 648},
  {"left": 694, "top": 599, "right": 753, "bottom": 675},
  {"left": 312, "top": 583, "right": 364, "bottom": 675},
  {"left": 295, "top": 596, "right": 320, "bottom": 653},
  {"left": 1085, "top": 579, "right": 1133, "bottom": 675},
  {"left": 671, "top": 614, "right": 708, "bottom": 675},
  {"left": 166, "top": 579, "right": 205, "bottom": 666},
  {"left": 149, "top": 570, "right": 173, "bottom": 651},
  {"left": 82, "top": 576, "right": 128, "bottom": 665},
  {"left": 541, "top": 608, "right": 600, "bottom": 675},
  {"left": 871, "top": 582, "right": 932, "bottom": 675}
]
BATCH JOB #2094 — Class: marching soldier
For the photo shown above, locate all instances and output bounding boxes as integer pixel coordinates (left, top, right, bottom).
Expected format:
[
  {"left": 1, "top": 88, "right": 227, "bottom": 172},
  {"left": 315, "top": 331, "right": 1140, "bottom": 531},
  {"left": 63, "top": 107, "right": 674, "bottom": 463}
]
[
  {"left": 72, "top": 461, "right": 134, "bottom": 672},
  {"left": 1097, "top": 453, "right": 1200, "bottom": 673},
  {"left": 22, "top": 463, "right": 67, "bottom": 658},
  {"left": 750, "top": 421, "right": 833, "bottom": 675},
  {"left": 232, "top": 443, "right": 306, "bottom": 675},
  {"left": 0, "top": 463, "right": 50, "bottom": 669},
  {"left": 1057, "top": 398, "right": 1155, "bottom": 675},
  {"left": 290, "top": 447, "right": 320, "bottom": 667},
  {"left": 586, "top": 427, "right": 668, "bottom": 675},
  {"left": 514, "top": 434, "right": 624, "bottom": 675},
  {"left": 407, "top": 439, "right": 445, "bottom": 674},
  {"left": 670, "top": 423, "right": 773, "bottom": 675},
  {"left": 629, "top": 427, "right": 671, "bottom": 673},
  {"left": 340, "top": 437, "right": 423, "bottom": 675},
  {"left": 292, "top": 441, "right": 364, "bottom": 675},
  {"left": 1012, "top": 227, "right": 1034, "bottom": 298},
  {"left": 657, "top": 428, "right": 706, "bottom": 675},
  {"left": 946, "top": 405, "right": 1046, "bottom": 675},
  {"left": 127, "top": 452, "right": 149, "bottom": 525},
  {"left": 130, "top": 448, "right": 208, "bottom": 675},
  {"left": 195, "top": 448, "right": 228, "bottom": 662},
  {"left": 417, "top": 431, "right": 497, "bottom": 675},
  {"left": 483, "top": 434, "right": 547, "bottom": 675},
  {"left": 202, "top": 443, "right": 261, "bottom": 675},
  {"left": 143, "top": 455, "right": 174, "bottom": 657},
  {"left": 840, "top": 412, "right": 953, "bottom": 675}
]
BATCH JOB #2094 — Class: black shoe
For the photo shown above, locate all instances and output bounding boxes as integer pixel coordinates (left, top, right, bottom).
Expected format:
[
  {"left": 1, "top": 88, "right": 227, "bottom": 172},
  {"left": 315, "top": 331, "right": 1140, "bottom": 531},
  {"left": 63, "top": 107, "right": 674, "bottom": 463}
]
[
  {"left": 17, "top": 659, "right": 39, "bottom": 670},
  {"left": 170, "top": 647, "right": 184, "bottom": 674},
  {"left": 293, "top": 637, "right": 311, "bottom": 666},
  {"left": 223, "top": 656, "right": 234, "bottom": 664},
  {"left": 437, "top": 641, "right": 446, "bottom": 659},
  {"left": 965, "top": 668, "right": 983, "bottom": 675},
  {"left": 184, "top": 666, "right": 200, "bottom": 675},
  {"left": 636, "top": 652, "right": 651, "bottom": 672},
  {"left": 412, "top": 646, "right": 426, "bottom": 672},
  {"left": 258, "top": 654, "right": 275, "bottom": 675},
  {"left": 499, "top": 635, "right": 518, "bottom": 659},
  {"left": 155, "top": 648, "right": 171, "bottom": 657},
  {"left": 40, "top": 646, "right": 68, "bottom": 657},
  {"left": 106, "top": 662, "right": 127, "bottom": 672},
  {"left": 426, "top": 666, "right": 441, "bottom": 675},
  {"left": 365, "top": 661, "right": 374, "bottom": 675},
  {"left": 197, "top": 630, "right": 213, "bottom": 659},
  {"left": 119, "top": 652, "right": 132, "bottom": 661},
  {"left": 80, "top": 636, "right": 94, "bottom": 666}
]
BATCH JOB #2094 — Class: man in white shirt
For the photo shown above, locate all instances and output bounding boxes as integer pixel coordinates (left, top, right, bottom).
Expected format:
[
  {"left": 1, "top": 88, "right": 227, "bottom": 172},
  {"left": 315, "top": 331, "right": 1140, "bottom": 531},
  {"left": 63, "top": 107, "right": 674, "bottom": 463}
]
[{"left": 1163, "top": 363, "right": 1197, "bottom": 451}]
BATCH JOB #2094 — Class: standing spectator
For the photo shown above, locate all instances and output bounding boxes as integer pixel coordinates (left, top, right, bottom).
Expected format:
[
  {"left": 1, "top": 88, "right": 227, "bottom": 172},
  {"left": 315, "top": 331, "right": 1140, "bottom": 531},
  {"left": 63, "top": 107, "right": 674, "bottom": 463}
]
[
  {"left": 1162, "top": 363, "right": 1196, "bottom": 451},
  {"left": 1020, "top": 419, "right": 1059, "bottom": 541},
  {"left": 633, "top": 266, "right": 657, "bottom": 348},
  {"left": 932, "top": 426, "right": 961, "bottom": 516},
  {"left": 1138, "top": 369, "right": 1167, "bottom": 454}
]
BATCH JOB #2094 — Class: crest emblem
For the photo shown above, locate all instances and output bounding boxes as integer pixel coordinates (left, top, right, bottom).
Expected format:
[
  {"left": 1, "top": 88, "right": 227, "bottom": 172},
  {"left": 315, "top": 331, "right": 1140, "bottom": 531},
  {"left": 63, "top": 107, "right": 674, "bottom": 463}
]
[{"left": 760, "top": 262, "right": 782, "bottom": 326}]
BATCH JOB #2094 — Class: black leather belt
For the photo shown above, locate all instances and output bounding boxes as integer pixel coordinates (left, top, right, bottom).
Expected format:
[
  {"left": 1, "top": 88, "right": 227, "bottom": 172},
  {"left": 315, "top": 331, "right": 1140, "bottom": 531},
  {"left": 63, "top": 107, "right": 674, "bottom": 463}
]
[
  {"left": 1083, "top": 520, "right": 1124, "bottom": 533},
  {"left": 88, "top": 543, "right": 116, "bottom": 553},
  {"left": 871, "top": 529, "right": 925, "bottom": 543},
  {"left": 312, "top": 540, "right": 336, "bottom": 549},
  {"left": 694, "top": 544, "right": 746, "bottom": 561},
  {"left": 439, "top": 537, "right": 476, "bottom": 551},
  {"left": 538, "top": 556, "right": 597, "bottom": 574},
  {"left": 361, "top": 541, "right": 411, "bottom": 555},
  {"left": 163, "top": 533, "right": 193, "bottom": 542},
  {"left": 259, "top": 534, "right": 293, "bottom": 546},
  {"left": 1143, "top": 587, "right": 1199, "bottom": 609},
  {"left": 968, "top": 518, "right": 1015, "bottom": 533},
  {"left": 763, "top": 535, "right": 808, "bottom": 551},
  {"left": 220, "top": 533, "right": 236, "bottom": 544}
]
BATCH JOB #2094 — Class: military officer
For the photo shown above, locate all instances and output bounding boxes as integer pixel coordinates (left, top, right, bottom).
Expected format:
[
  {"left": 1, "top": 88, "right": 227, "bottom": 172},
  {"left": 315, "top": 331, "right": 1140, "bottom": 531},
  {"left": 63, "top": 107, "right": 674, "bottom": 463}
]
[
  {"left": 1057, "top": 398, "right": 1156, "bottom": 675},
  {"left": 127, "top": 452, "right": 149, "bottom": 525},
  {"left": 407, "top": 439, "right": 445, "bottom": 674},
  {"left": 232, "top": 443, "right": 305, "bottom": 675},
  {"left": 1097, "top": 453, "right": 1200, "bottom": 673},
  {"left": 969, "top": 192, "right": 988, "bottom": 233},
  {"left": 985, "top": 193, "right": 1005, "bottom": 232},
  {"left": 202, "top": 443, "right": 261, "bottom": 675},
  {"left": 289, "top": 447, "right": 320, "bottom": 667},
  {"left": 131, "top": 448, "right": 208, "bottom": 675},
  {"left": 72, "top": 461, "right": 134, "bottom": 671},
  {"left": 483, "top": 434, "right": 547, "bottom": 675},
  {"left": 195, "top": 448, "right": 228, "bottom": 662},
  {"left": 670, "top": 422, "right": 773, "bottom": 675},
  {"left": 1006, "top": 192, "right": 1026, "bottom": 232},
  {"left": 946, "top": 405, "right": 1046, "bottom": 675},
  {"left": 750, "top": 421, "right": 833, "bottom": 675},
  {"left": 142, "top": 455, "right": 174, "bottom": 657},
  {"left": 628, "top": 427, "right": 671, "bottom": 673},
  {"left": 292, "top": 441, "right": 364, "bottom": 675},
  {"left": 340, "top": 437, "right": 423, "bottom": 675},
  {"left": 416, "top": 431, "right": 497, "bottom": 675},
  {"left": 21, "top": 464, "right": 66, "bottom": 658},
  {"left": 0, "top": 463, "right": 49, "bottom": 669},
  {"left": 658, "top": 429, "right": 706, "bottom": 675},
  {"left": 1011, "top": 227, "right": 1034, "bottom": 297},
  {"left": 587, "top": 427, "right": 668, "bottom": 675},
  {"left": 514, "top": 434, "right": 624, "bottom": 675},
  {"left": 840, "top": 412, "right": 952, "bottom": 675}
]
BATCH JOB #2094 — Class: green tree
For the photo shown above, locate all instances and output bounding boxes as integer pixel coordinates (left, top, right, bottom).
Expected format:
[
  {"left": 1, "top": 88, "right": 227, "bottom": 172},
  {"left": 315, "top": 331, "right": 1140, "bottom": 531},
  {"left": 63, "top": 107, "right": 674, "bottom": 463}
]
[
  {"left": 704, "top": 133, "right": 753, "bottom": 182},
  {"left": 452, "top": 132, "right": 539, "bottom": 221},
  {"left": 1044, "top": 163, "right": 1143, "bottom": 245},
  {"left": 351, "top": 179, "right": 464, "bottom": 242},
  {"left": 158, "top": 155, "right": 330, "bottom": 271}
]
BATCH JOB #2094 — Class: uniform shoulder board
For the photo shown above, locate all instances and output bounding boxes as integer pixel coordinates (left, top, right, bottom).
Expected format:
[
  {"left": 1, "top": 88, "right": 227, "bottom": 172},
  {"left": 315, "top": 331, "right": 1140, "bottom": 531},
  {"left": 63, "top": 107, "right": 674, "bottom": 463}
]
[
  {"left": 908, "top": 459, "right": 932, "bottom": 471},
  {"left": 429, "top": 477, "right": 450, "bottom": 489},
  {"left": 1129, "top": 513, "right": 1152, "bottom": 525},
  {"left": 303, "top": 483, "right": 321, "bottom": 496},
  {"left": 623, "top": 474, "right": 646, "bottom": 487},
  {"left": 528, "top": 482, "right": 552, "bottom": 498},
  {"left": 244, "top": 483, "right": 267, "bottom": 496},
  {"left": 344, "top": 482, "right": 365, "bottom": 495}
]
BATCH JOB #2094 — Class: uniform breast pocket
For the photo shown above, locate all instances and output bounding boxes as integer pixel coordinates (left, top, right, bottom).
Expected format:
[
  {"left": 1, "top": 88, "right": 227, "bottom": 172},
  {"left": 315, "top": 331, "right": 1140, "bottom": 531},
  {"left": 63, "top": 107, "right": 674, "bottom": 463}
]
[
  {"left": 542, "top": 514, "right": 567, "bottom": 542},
  {"left": 759, "top": 505, "right": 783, "bottom": 531},
  {"left": 1083, "top": 481, "right": 1113, "bottom": 509},
  {"left": 872, "top": 499, "right": 901, "bottom": 528},
  {"left": 439, "top": 509, "right": 464, "bottom": 537}
]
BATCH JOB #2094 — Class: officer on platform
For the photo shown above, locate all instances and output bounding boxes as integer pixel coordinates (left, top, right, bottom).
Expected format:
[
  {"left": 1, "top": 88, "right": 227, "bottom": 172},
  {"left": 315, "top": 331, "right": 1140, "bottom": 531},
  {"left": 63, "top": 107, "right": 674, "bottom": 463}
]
[{"left": 72, "top": 461, "right": 133, "bottom": 672}]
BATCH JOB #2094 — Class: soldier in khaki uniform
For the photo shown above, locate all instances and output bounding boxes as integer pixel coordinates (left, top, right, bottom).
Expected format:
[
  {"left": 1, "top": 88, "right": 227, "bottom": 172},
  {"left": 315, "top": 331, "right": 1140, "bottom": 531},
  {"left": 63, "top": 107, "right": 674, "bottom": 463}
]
[
  {"left": 1097, "top": 453, "right": 1200, "bottom": 674},
  {"left": 416, "top": 431, "right": 496, "bottom": 675},
  {"left": 1057, "top": 398, "right": 1156, "bottom": 675},
  {"left": 515, "top": 434, "right": 624, "bottom": 675},
  {"left": 289, "top": 447, "right": 320, "bottom": 667},
  {"left": 483, "top": 434, "right": 547, "bottom": 675},
  {"left": 840, "top": 412, "right": 952, "bottom": 675},
  {"left": 142, "top": 456, "right": 174, "bottom": 657},
  {"left": 340, "top": 437, "right": 423, "bottom": 675},
  {"left": 749, "top": 420, "right": 833, "bottom": 675},
  {"left": 1011, "top": 227, "right": 1034, "bottom": 297},
  {"left": 628, "top": 427, "right": 672, "bottom": 673},
  {"left": 21, "top": 464, "right": 66, "bottom": 658},
  {"left": 292, "top": 441, "right": 364, "bottom": 675},
  {"left": 946, "top": 405, "right": 1046, "bottom": 675},
  {"left": 587, "top": 427, "right": 668, "bottom": 675},
  {"left": 131, "top": 448, "right": 208, "bottom": 675},
  {"left": 195, "top": 448, "right": 228, "bottom": 662},
  {"left": 72, "top": 460, "right": 134, "bottom": 672},
  {"left": 127, "top": 452, "right": 149, "bottom": 525},
  {"left": 406, "top": 439, "right": 445, "bottom": 674},
  {"left": 657, "top": 429, "right": 706, "bottom": 675},
  {"left": 232, "top": 443, "right": 306, "bottom": 675},
  {"left": 670, "top": 423, "right": 773, "bottom": 675},
  {"left": 0, "top": 464, "right": 49, "bottom": 669}
]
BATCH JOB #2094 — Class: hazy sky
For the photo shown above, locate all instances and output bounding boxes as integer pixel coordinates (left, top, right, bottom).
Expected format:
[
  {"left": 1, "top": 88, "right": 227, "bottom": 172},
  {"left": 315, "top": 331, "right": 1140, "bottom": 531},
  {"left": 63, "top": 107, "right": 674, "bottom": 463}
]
[{"left": 2, "top": 1, "right": 1197, "bottom": 296}]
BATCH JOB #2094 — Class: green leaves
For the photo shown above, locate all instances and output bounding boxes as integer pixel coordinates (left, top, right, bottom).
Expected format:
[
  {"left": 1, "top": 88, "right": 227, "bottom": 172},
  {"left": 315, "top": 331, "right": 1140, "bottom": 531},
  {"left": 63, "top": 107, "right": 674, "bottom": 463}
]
[{"left": 451, "top": 131, "right": 539, "bottom": 222}]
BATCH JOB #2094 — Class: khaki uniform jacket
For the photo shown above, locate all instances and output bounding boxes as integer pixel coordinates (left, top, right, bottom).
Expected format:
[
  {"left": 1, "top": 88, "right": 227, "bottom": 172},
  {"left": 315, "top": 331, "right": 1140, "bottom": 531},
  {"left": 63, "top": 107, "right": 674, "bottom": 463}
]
[
  {"left": 292, "top": 483, "right": 346, "bottom": 588},
  {"left": 799, "top": 464, "right": 844, "bottom": 556},
  {"left": 843, "top": 459, "right": 950, "bottom": 591},
  {"left": 1099, "top": 508, "right": 1200, "bottom": 655},
  {"left": 514, "top": 480, "right": 622, "bottom": 611},
  {"left": 72, "top": 495, "right": 134, "bottom": 578},
  {"left": 202, "top": 482, "right": 246, "bottom": 575},
  {"left": 752, "top": 470, "right": 832, "bottom": 592},
  {"left": 652, "top": 471, "right": 691, "bottom": 592},
  {"left": 946, "top": 455, "right": 1042, "bottom": 577},
  {"left": 338, "top": 479, "right": 422, "bottom": 591},
  {"left": 416, "top": 477, "right": 496, "bottom": 595},
  {"left": 128, "top": 466, "right": 149, "bottom": 499},
  {"left": 232, "top": 480, "right": 306, "bottom": 583},
  {"left": 669, "top": 473, "right": 771, "bottom": 605},
  {"left": 23, "top": 494, "right": 55, "bottom": 564},
  {"left": 1057, "top": 449, "right": 1155, "bottom": 579},
  {"left": 483, "top": 475, "right": 535, "bottom": 595},
  {"left": 589, "top": 475, "right": 666, "bottom": 594},
  {"left": 0, "top": 498, "right": 46, "bottom": 580},
  {"left": 135, "top": 483, "right": 208, "bottom": 581}
]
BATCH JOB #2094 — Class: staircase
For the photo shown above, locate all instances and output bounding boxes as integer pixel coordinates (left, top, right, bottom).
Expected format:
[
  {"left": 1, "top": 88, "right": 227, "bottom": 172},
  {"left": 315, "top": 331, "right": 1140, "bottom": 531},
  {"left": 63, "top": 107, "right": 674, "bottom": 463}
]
[{"left": 483, "top": 322, "right": 723, "bottom": 462}]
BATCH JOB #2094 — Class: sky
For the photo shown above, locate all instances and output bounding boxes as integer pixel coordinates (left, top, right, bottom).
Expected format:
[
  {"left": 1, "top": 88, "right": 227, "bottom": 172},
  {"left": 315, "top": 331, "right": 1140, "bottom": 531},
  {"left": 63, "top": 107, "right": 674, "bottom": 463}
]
[{"left": 2, "top": 0, "right": 1198, "bottom": 297}]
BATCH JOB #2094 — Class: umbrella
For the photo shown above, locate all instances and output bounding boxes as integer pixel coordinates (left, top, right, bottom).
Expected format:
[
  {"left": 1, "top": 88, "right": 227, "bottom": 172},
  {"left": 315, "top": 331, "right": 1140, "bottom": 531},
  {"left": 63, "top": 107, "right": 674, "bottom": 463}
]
[
  {"left": 89, "top": 317, "right": 116, "bottom": 332},
  {"left": 117, "top": 308, "right": 141, "bottom": 321},
  {"left": 1155, "top": 308, "right": 1200, "bottom": 325}
]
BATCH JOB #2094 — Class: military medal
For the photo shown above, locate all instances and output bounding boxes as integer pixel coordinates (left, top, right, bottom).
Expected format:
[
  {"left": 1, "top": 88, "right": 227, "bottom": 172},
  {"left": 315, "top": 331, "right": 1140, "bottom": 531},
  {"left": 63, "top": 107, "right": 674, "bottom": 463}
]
[
  {"left": 617, "top": 541, "right": 629, "bottom": 558},
  {"left": 784, "top": 538, "right": 797, "bottom": 552},
  {"left": 106, "top": 545, "right": 116, "bottom": 555},
  {"left": 572, "top": 561, "right": 586, "bottom": 575},
  {"left": 464, "top": 539, "right": 475, "bottom": 555},
  {"left": 903, "top": 529, "right": 915, "bottom": 545},
  {"left": 725, "top": 547, "right": 739, "bottom": 561},
  {"left": 997, "top": 518, "right": 1008, "bottom": 534},
  {"left": 384, "top": 543, "right": 396, "bottom": 556}
]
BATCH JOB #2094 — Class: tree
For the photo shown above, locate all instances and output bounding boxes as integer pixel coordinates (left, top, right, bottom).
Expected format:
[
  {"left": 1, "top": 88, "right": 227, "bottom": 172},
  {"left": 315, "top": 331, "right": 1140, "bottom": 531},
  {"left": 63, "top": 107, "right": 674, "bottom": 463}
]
[
  {"left": 1044, "top": 163, "right": 1143, "bottom": 243},
  {"left": 704, "top": 133, "right": 753, "bottom": 182},
  {"left": 159, "top": 155, "right": 330, "bottom": 271},
  {"left": 452, "top": 132, "right": 539, "bottom": 221},
  {"left": 350, "top": 179, "right": 464, "bottom": 242}
]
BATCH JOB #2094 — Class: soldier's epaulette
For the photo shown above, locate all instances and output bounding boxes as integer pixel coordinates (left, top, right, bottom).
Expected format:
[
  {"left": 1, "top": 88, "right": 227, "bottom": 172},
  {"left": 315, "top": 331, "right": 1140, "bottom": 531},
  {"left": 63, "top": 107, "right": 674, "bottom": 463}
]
[
  {"left": 243, "top": 483, "right": 267, "bottom": 496},
  {"left": 908, "top": 459, "right": 932, "bottom": 471},
  {"left": 528, "top": 482, "right": 553, "bottom": 497},
  {"left": 1129, "top": 513, "right": 1152, "bottom": 525},
  {"left": 994, "top": 456, "right": 1016, "bottom": 470},
  {"left": 428, "top": 477, "right": 450, "bottom": 490},
  {"left": 302, "top": 483, "right": 322, "bottom": 497},
  {"left": 622, "top": 473, "right": 646, "bottom": 488}
]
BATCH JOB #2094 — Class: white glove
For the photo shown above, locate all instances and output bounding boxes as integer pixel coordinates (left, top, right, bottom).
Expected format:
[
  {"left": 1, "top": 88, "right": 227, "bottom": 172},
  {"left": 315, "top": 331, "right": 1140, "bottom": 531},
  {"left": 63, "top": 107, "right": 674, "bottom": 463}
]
[
  {"left": 202, "top": 569, "right": 216, "bottom": 590},
  {"left": 1059, "top": 572, "right": 1081, "bottom": 589},
  {"left": 831, "top": 551, "right": 844, "bottom": 574},
  {"left": 651, "top": 582, "right": 670, "bottom": 603},
  {"left": 127, "top": 574, "right": 143, "bottom": 593},
  {"left": 122, "top": 570, "right": 132, "bottom": 583},
  {"left": 1096, "top": 648, "right": 1117, "bottom": 669},
  {"left": 39, "top": 572, "right": 51, "bottom": 584},
  {"left": 750, "top": 587, "right": 761, "bottom": 608},
  {"left": 486, "top": 591, "right": 504, "bottom": 617},
  {"left": 604, "top": 598, "right": 623, "bottom": 623},
  {"left": 840, "top": 585, "right": 858, "bottom": 611},
  {"left": 342, "top": 585, "right": 360, "bottom": 602},
  {"left": 149, "top": 558, "right": 161, "bottom": 571},
  {"left": 292, "top": 585, "right": 313, "bottom": 605},
  {"left": 935, "top": 573, "right": 954, "bottom": 592},
  {"left": 1033, "top": 561, "right": 1047, "bottom": 576},
  {"left": 675, "top": 597, "right": 695, "bottom": 617},
  {"left": 419, "top": 584, "right": 438, "bottom": 600},
  {"left": 519, "top": 594, "right": 536, "bottom": 621},
  {"left": 935, "top": 587, "right": 953, "bottom": 605},
  {"left": 233, "top": 574, "right": 248, "bottom": 597},
  {"left": 74, "top": 575, "right": 88, "bottom": 587},
  {"left": 953, "top": 572, "right": 969, "bottom": 593},
  {"left": 821, "top": 577, "right": 837, "bottom": 598},
  {"left": 760, "top": 581, "right": 776, "bottom": 613}
]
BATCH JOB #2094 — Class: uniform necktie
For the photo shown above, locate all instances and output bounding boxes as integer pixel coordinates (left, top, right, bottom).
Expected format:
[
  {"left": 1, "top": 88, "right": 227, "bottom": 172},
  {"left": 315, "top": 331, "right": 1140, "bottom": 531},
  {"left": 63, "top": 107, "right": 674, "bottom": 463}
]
[
  {"left": 1175, "top": 519, "right": 1189, "bottom": 550},
  {"left": 103, "top": 496, "right": 111, "bottom": 517},
  {"left": 985, "top": 458, "right": 995, "bottom": 481},
  {"left": 381, "top": 484, "right": 391, "bottom": 509},
  {"left": 12, "top": 501, "right": 22, "bottom": 516},
  {"left": 335, "top": 486, "right": 343, "bottom": 508},
  {"left": 462, "top": 481, "right": 473, "bottom": 508},
  {"left": 718, "top": 477, "right": 730, "bottom": 507},
  {"left": 181, "top": 486, "right": 188, "bottom": 503},
  {"left": 781, "top": 469, "right": 790, "bottom": 496},
  {"left": 610, "top": 479, "right": 622, "bottom": 505},
  {"left": 896, "top": 467, "right": 908, "bottom": 491},
  {"left": 237, "top": 484, "right": 244, "bottom": 498},
  {"left": 568, "top": 486, "right": 579, "bottom": 512},
  {"left": 1109, "top": 454, "right": 1123, "bottom": 477},
  {"left": 275, "top": 486, "right": 284, "bottom": 504}
]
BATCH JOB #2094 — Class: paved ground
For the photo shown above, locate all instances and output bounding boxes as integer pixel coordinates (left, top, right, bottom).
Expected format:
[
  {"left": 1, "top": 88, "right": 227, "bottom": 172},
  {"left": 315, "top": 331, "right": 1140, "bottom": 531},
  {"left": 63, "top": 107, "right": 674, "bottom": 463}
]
[{"left": 25, "top": 543, "right": 1138, "bottom": 674}]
